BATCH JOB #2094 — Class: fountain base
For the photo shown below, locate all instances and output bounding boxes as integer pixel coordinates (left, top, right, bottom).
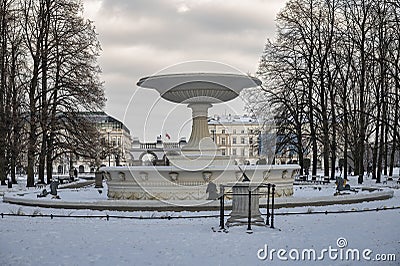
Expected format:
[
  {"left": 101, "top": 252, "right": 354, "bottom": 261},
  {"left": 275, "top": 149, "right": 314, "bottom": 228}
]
[{"left": 102, "top": 164, "right": 299, "bottom": 201}]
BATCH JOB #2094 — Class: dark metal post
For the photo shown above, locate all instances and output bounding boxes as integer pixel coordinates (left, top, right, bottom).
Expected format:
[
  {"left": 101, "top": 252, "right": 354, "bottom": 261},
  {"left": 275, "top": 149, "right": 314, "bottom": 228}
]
[
  {"left": 266, "top": 183, "right": 270, "bottom": 225},
  {"left": 219, "top": 185, "right": 225, "bottom": 229},
  {"left": 107, "top": 131, "right": 111, "bottom": 167},
  {"left": 247, "top": 189, "right": 252, "bottom": 231},
  {"left": 271, "top": 184, "right": 275, "bottom": 229}
]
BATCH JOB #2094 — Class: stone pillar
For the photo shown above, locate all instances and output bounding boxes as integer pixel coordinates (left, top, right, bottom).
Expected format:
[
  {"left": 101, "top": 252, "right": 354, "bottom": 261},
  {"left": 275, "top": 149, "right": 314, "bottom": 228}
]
[
  {"left": 183, "top": 103, "right": 214, "bottom": 151},
  {"left": 226, "top": 183, "right": 264, "bottom": 226}
]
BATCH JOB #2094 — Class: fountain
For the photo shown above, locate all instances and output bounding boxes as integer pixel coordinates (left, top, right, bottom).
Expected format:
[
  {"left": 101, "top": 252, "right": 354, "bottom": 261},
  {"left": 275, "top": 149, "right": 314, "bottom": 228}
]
[{"left": 102, "top": 73, "right": 299, "bottom": 202}]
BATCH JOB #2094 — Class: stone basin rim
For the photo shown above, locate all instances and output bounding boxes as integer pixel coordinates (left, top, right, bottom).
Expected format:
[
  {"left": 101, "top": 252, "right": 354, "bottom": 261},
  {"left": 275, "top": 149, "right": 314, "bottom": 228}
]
[
  {"left": 136, "top": 72, "right": 262, "bottom": 88},
  {"left": 100, "top": 164, "right": 300, "bottom": 172}
]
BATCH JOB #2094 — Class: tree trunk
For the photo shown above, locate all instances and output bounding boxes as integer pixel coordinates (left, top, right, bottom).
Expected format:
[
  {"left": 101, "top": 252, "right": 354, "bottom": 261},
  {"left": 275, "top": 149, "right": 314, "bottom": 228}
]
[
  {"left": 46, "top": 133, "right": 53, "bottom": 183},
  {"left": 27, "top": 81, "right": 38, "bottom": 187},
  {"left": 38, "top": 0, "right": 51, "bottom": 184},
  {"left": 389, "top": 80, "right": 399, "bottom": 177},
  {"left": 27, "top": 55, "right": 41, "bottom": 187},
  {"left": 320, "top": 72, "right": 330, "bottom": 178},
  {"left": 10, "top": 31, "right": 19, "bottom": 185},
  {"left": 38, "top": 136, "right": 46, "bottom": 183},
  {"left": 376, "top": 102, "right": 385, "bottom": 183},
  {"left": 372, "top": 118, "right": 380, "bottom": 180},
  {"left": 330, "top": 85, "right": 337, "bottom": 180},
  {"left": 307, "top": 0, "right": 318, "bottom": 179},
  {"left": 0, "top": 0, "right": 8, "bottom": 186},
  {"left": 296, "top": 122, "right": 304, "bottom": 175},
  {"left": 356, "top": 2, "right": 371, "bottom": 185},
  {"left": 383, "top": 102, "right": 389, "bottom": 177}
]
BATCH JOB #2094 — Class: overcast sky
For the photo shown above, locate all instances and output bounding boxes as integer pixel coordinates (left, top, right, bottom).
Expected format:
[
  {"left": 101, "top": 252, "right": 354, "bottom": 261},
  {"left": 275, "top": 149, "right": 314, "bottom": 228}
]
[{"left": 82, "top": 0, "right": 287, "bottom": 141}]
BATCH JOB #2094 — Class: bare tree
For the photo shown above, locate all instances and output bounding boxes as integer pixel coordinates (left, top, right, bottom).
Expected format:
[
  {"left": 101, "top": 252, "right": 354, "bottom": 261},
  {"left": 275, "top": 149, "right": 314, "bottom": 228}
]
[
  {"left": 17, "top": 0, "right": 104, "bottom": 186},
  {"left": 252, "top": 0, "right": 399, "bottom": 184},
  {"left": 0, "top": 0, "right": 26, "bottom": 185},
  {"left": 6, "top": 0, "right": 25, "bottom": 184},
  {"left": 255, "top": 39, "right": 309, "bottom": 174},
  {"left": 43, "top": 0, "right": 105, "bottom": 182}
]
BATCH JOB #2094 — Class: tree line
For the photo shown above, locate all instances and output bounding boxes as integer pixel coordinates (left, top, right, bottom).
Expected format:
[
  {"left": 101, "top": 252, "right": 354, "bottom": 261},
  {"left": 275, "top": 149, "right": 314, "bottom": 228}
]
[
  {"left": 251, "top": 0, "right": 399, "bottom": 183},
  {"left": 0, "top": 0, "right": 105, "bottom": 187}
]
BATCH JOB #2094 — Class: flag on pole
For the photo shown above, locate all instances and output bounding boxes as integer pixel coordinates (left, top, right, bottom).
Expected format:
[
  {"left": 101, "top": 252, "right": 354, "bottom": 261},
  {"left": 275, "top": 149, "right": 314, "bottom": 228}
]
[{"left": 165, "top": 133, "right": 171, "bottom": 140}]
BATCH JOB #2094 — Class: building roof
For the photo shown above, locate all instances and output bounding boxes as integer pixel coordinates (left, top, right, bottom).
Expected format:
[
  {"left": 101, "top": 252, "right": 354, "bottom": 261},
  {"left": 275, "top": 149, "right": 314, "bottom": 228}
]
[
  {"left": 78, "top": 111, "right": 131, "bottom": 134},
  {"left": 208, "top": 114, "right": 260, "bottom": 125}
]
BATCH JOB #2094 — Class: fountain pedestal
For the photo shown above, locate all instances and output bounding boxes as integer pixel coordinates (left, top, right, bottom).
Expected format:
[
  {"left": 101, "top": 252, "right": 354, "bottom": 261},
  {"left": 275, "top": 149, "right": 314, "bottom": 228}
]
[{"left": 183, "top": 103, "right": 213, "bottom": 151}]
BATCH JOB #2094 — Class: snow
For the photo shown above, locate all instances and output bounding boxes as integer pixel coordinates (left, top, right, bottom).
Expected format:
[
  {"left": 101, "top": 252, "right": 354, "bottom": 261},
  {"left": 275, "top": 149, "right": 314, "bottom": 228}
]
[{"left": 0, "top": 175, "right": 399, "bottom": 265}]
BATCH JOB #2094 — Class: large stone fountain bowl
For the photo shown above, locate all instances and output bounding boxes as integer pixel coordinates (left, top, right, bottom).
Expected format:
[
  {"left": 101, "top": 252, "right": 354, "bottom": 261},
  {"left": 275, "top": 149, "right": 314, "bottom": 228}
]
[
  {"left": 137, "top": 73, "right": 261, "bottom": 103},
  {"left": 102, "top": 164, "right": 299, "bottom": 201}
]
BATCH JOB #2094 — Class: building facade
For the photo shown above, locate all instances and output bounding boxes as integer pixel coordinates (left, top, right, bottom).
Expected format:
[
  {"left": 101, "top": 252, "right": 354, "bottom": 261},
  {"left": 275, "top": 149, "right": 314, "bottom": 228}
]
[
  {"left": 54, "top": 112, "right": 133, "bottom": 175},
  {"left": 130, "top": 136, "right": 187, "bottom": 166},
  {"left": 126, "top": 114, "right": 262, "bottom": 166},
  {"left": 208, "top": 114, "right": 261, "bottom": 164}
]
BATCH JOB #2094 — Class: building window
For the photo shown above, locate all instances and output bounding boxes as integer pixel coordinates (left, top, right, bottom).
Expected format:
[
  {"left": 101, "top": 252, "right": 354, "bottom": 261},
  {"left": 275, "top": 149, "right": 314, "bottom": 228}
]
[
  {"left": 222, "top": 129, "right": 225, "bottom": 134},
  {"left": 241, "top": 130, "right": 245, "bottom": 134},
  {"left": 233, "top": 129, "right": 236, "bottom": 134},
  {"left": 241, "top": 149, "right": 245, "bottom": 156},
  {"left": 222, "top": 149, "right": 226, "bottom": 156},
  {"left": 57, "top": 165, "right": 63, "bottom": 174},
  {"left": 241, "top": 137, "right": 245, "bottom": 144},
  {"left": 78, "top": 165, "right": 85, "bottom": 173},
  {"left": 233, "top": 137, "right": 237, "bottom": 144},
  {"left": 232, "top": 148, "right": 237, "bottom": 155},
  {"left": 221, "top": 137, "right": 226, "bottom": 145}
]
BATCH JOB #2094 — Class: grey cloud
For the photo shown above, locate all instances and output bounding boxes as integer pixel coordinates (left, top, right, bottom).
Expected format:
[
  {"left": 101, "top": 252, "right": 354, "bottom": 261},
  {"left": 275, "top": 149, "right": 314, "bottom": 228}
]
[
  {"left": 96, "top": 0, "right": 278, "bottom": 50},
  {"left": 83, "top": 0, "right": 287, "bottom": 140}
]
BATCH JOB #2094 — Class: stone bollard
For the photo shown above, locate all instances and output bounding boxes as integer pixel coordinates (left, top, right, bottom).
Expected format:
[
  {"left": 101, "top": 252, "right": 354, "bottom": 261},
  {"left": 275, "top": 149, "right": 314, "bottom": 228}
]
[
  {"left": 226, "top": 182, "right": 264, "bottom": 227},
  {"left": 95, "top": 171, "right": 103, "bottom": 188},
  {"left": 50, "top": 180, "right": 59, "bottom": 195}
]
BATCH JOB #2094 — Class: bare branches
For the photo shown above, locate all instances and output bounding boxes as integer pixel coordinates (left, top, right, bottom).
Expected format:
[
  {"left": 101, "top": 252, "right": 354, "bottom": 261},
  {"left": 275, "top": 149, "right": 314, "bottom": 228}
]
[
  {"left": 251, "top": 0, "right": 400, "bottom": 181},
  {"left": 0, "top": 0, "right": 105, "bottom": 186}
]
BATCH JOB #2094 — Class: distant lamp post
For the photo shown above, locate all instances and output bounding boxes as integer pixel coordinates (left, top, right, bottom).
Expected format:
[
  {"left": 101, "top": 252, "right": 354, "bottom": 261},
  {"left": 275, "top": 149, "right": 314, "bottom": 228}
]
[
  {"left": 107, "top": 129, "right": 112, "bottom": 166},
  {"left": 212, "top": 126, "right": 216, "bottom": 142},
  {"left": 208, "top": 117, "right": 218, "bottom": 143}
]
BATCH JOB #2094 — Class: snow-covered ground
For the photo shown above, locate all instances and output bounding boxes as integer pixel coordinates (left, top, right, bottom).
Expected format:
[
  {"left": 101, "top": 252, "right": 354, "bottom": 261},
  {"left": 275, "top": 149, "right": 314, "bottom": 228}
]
[{"left": 0, "top": 175, "right": 399, "bottom": 265}]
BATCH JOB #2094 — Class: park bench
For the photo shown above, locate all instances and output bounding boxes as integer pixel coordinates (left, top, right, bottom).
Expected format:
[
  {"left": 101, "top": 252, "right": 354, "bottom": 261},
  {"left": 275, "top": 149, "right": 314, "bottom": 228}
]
[
  {"left": 35, "top": 183, "right": 46, "bottom": 189},
  {"left": 56, "top": 175, "right": 71, "bottom": 184},
  {"left": 294, "top": 175, "right": 330, "bottom": 184},
  {"left": 382, "top": 175, "right": 400, "bottom": 185}
]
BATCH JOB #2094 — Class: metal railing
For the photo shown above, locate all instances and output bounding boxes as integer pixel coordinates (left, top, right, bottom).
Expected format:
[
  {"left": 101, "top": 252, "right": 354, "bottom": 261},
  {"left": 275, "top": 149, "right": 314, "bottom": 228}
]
[
  {"left": 139, "top": 143, "right": 157, "bottom": 149},
  {"left": 218, "top": 183, "right": 276, "bottom": 232},
  {"left": 1, "top": 206, "right": 399, "bottom": 221}
]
